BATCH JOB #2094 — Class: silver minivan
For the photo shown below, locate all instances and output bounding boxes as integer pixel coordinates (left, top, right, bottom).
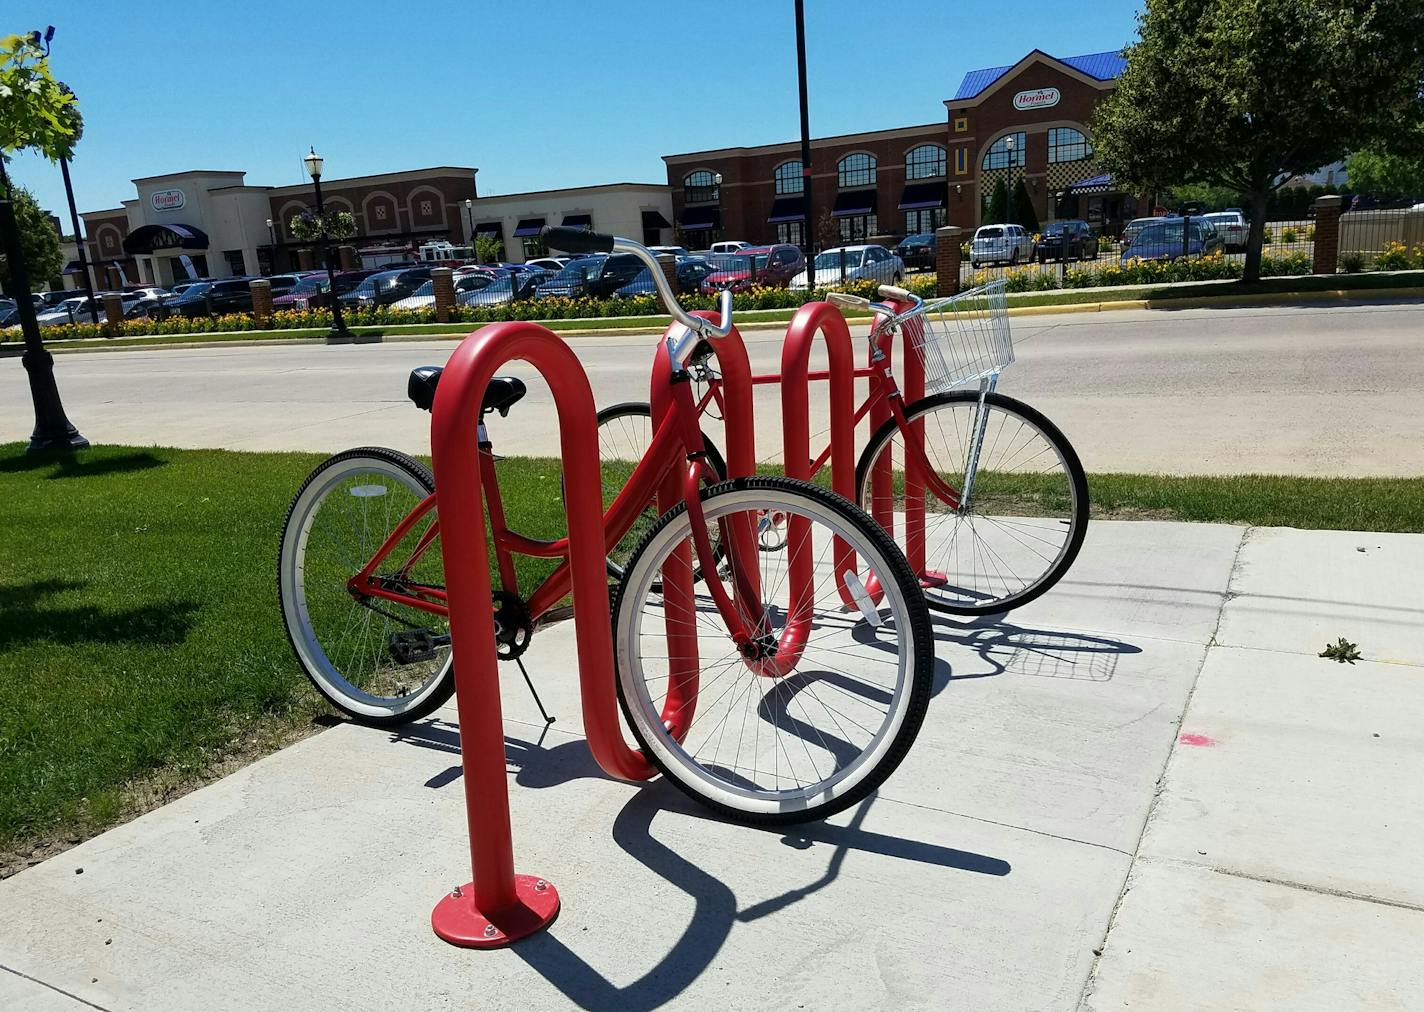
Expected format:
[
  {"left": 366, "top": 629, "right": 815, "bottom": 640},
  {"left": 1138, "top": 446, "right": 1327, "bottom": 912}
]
[{"left": 970, "top": 223, "right": 1035, "bottom": 267}]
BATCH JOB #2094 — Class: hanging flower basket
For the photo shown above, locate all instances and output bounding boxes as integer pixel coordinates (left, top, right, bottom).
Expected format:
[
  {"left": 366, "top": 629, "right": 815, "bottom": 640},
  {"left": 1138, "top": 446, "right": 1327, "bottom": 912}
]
[{"left": 289, "top": 210, "right": 357, "bottom": 243}]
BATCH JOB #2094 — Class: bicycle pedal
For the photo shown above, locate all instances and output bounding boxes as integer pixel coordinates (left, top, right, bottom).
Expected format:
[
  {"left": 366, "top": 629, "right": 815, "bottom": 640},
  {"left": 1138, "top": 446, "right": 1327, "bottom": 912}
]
[{"left": 388, "top": 629, "right": 438, "bottom": 665}]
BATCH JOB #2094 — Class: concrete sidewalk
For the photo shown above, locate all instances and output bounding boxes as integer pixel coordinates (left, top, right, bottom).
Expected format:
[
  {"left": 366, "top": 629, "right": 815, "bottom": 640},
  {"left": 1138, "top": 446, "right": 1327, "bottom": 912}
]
[{"left": 1, "top": 522, "right": 1420, "bottom": 1010}]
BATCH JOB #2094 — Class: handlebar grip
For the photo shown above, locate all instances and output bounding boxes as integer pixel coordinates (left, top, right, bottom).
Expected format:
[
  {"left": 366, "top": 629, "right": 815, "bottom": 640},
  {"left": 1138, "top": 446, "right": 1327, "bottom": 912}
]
[
  {"left": 878, "top": 284, "right": 912, "bottom": 301},
  {"left": 827, "top": 292, "right": 870, "bottom": 309},
  {"left": 541, "top": 225, "right": 614, "bottom": 255}
]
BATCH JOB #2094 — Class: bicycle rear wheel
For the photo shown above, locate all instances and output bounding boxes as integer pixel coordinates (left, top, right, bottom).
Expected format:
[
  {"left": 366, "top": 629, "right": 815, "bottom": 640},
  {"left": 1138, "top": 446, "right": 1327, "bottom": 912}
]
[
  {"left": 613, "top": 476, "right": 934, "bottom": 825},
  {"left": 278, "top": 447, "right": 454, "bottom": 726},
  {"left": 856, "top": 391, "right": 1088, "bottom": 615}
]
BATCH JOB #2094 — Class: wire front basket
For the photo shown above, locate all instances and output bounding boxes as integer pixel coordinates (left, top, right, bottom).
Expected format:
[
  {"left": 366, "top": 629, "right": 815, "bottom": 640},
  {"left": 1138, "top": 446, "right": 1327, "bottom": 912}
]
[{"left": 906, "top": 279, "right": 1012, "bottom": 394}]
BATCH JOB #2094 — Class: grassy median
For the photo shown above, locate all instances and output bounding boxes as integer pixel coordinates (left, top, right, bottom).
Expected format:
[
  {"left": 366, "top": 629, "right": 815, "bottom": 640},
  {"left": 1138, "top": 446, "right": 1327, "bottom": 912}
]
[{"left": 2, "top": 441, "right": 1423, "bottom": 872}]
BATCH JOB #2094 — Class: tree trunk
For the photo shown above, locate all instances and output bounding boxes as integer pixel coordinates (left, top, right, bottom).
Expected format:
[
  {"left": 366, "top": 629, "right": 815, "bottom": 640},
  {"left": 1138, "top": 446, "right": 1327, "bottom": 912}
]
[{"left": 1243, "top": 191, "right": 1269, "bottom": 282}]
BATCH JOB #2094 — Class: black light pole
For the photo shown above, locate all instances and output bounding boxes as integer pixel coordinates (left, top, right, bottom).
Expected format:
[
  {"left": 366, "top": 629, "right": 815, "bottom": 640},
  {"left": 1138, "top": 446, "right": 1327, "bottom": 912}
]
[
  {"left": 463, "top": 198, "right": 474, "bottom": 253},
  {"left": 58, "top": 156, "right": 99, "bottom": 324},
  {"left": 265, "top": 217, "right": 276, "bottom": 272},
  {"left": 1, "top": 156, "right": 88, "bottom": 451},
  {"left": 304, "top": 147, "right": 350, "bottom": 340},
  {"left": 794, "top": 0, "right": 814, "bottom": 260}
]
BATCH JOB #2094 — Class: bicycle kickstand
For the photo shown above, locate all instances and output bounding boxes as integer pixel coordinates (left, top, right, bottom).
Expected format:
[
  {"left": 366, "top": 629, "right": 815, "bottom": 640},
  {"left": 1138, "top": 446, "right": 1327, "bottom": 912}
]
[{"left": 514, "top": 656, "right": 556, "bottom": 726}]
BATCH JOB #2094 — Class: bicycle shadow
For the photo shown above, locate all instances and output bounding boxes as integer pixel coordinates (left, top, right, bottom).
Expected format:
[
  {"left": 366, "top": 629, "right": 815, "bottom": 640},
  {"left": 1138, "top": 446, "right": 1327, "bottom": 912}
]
[
  {"left": 927, "top": 612, "right": 1143, "bottom": 695},
  {"left": 392, "top": 720, "right": 1010, "bottom": 1011}
]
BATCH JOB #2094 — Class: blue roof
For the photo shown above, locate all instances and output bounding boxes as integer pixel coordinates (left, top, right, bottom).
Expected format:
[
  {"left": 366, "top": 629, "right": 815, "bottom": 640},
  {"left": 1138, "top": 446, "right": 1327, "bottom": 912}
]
[{"left": 952, "top": 50, "right": 1127, "bottom": 101}]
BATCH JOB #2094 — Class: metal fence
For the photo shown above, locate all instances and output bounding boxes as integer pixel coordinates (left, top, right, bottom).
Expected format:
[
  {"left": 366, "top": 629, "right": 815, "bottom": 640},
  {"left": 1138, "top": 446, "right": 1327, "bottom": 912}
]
[{"left": 1337, "top": 207, "right": 1424, "bottom": 272}]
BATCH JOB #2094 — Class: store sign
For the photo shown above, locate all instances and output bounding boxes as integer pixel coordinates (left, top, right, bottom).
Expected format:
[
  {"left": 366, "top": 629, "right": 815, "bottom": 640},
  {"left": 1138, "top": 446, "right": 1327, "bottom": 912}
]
[
  {"left": 1013, "top": 87, "right": 1060, "bottom": 111},
  {"left": 151, "top": 188, "right": 186, "bottom": 211}
]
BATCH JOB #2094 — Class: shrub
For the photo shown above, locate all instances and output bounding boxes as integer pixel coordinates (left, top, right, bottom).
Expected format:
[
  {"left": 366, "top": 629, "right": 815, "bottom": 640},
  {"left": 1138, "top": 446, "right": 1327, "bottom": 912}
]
[
  {"left": 1262, "top": 227, "right": 1275, "bottom": 245},
  {"left": 1306, "top": 226, "right": 1316, "bottom": 242},
  {"left": 1373, "top": 240, "right": 1423, "bottom": 271},
  {"left": 1340, "top": 251, "right": 1365, "bottom": 273},
  {"left": 1281, "top": 227, "right": 1298, "bottom": 244},
  {"left": 1259, "top": 251, "right": 1312, "bottom": 276}
]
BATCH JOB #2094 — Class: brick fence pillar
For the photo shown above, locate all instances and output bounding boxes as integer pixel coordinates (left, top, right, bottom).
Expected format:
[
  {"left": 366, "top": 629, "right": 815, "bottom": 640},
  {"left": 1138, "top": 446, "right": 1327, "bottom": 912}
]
[
  {"left": 338, "top": 245, "right": 357, "bottom": 270},
  {"left": 655, "top": 253, "right": 678, "bottom": 310},
  {"left": 934, "top": 225, "right": 965, "bottom": 295},
  {"left": 249, "top": 279, "right": 273, "bottom": 327},
  {"left": 1311, "top": 195, "right": 1344, "bottom": 275},
  {"left": 431, "top": 267, "right": 455, "bottom": 322},
  {"left": 101, "top": 292, "right": 125, "bottom": 337},
  {"left": 297, "top": 248, "right": 315, "bottom": 271}
]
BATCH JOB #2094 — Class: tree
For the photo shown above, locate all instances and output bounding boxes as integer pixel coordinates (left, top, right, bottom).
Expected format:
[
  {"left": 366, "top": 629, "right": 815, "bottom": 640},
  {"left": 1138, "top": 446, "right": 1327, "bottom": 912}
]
[
  {"left": 985, "top": 177, "right": 1009, "bottom": 224},
  {"left": 1092, "top": 0, "right": 1424, "bottom": 280},
  {"left": 1348, "top": 148, "right": 1424, "bottom": 196},
  {"left": 1009, "top": 177, "right": 1040, "bottom": 233},
  {"left": 473, "top": 234, "right": 502, "bottom": 263},
  {"left": 0, "top": 182, "right": 60, "bottom": 289}
]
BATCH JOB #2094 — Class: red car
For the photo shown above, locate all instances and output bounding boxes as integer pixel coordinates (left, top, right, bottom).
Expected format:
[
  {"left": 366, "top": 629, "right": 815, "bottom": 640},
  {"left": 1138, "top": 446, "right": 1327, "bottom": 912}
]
[{"left": 699, "top": 243, "right": 805, "bottom": 293}]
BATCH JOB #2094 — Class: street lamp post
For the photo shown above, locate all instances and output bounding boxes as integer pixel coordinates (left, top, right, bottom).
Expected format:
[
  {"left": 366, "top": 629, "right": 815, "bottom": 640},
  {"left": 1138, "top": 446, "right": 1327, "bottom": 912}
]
[
  {"left": 57, "top": 146, "right": 98, "bottom": 324},
  {"left": 794, "top": 0, "right": 815, "bottom": 260},
  {"left": 303, "top": 147, "right": 350, "bottom": 341},
  {"left": 463, "top": 198, "right": 474, "bottom": 252},
  {"left": 265, "top": 217, "right": 275, "bottom": 272}
]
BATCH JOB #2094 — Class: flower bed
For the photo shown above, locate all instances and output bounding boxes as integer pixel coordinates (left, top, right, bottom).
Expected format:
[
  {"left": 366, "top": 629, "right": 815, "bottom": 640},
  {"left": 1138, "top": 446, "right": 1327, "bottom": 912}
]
[{"left": 965, "top": 250, "right": 1315, "bottom": 293}]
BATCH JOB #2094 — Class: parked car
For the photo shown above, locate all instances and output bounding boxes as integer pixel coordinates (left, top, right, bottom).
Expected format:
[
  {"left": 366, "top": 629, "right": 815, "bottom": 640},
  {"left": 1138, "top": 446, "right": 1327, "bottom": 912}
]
[
  {"left": 535, "top": 257, "right": 605, "bottom": 299},
  {"left": 1121, "top": 218, "right": 1225, "bottom": 263},
  {"left": 1200, "top": 211, "right": 1249, "bottom": 252},
  {"left": 1121, "top": 216, "right": 1167, "bottom": 247},
  {"left": 391, "top": 272, "right": 513, "bottom": 310},
  {"left": 648, "top": 245, "right": 691, "bottom": 258},
  {"left": 524, "top": 257, "right": 572, "bottom": 273},
  {"left": 164, "top": 279, "right": 259, "bottom": 318},
  {"left": 462, "top": 271, "right": 551, "bottom": 306},
  {"left": 710, "top": 241, "right": 752, "bottom": 255},
  {"left": 790, "top": 245, "right": 904, "bottom": 289},
  {"left": 970, "top": 224, "right": 1034, "bottom": 268},
  {"left": 673, "top": 255, "right": 716, "bottom": 292},
  {"left": 169, "top": 278, "right": 213, "bottom": 296},
  {"left": 1036, "top": 220, "right": 1099, "bottom": 263},
  {"left": 35, "top": 296, "right": 102, "bottom": 327},
  {"left": 895, "top": 232, "right": 937, "bottom": 271},
  {"left": 263, "top": 273, "right": 313, "bottom": 295},
  {"left": 36, "top": 290, "right": 74, "bottom": 309},
  {"left": 699, "top": 244, "right": 805, "bottom": 292},
  {"left": 339, "top": 268, "right": 432, "bottom": 309}
]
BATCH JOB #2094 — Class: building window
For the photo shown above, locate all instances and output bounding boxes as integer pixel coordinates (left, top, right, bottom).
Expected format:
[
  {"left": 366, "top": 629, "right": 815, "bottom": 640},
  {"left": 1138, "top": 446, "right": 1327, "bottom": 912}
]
[
  {"left": 838, "top": 214, "right": 878, "bottom": 242},
  {"left": 954, "top": 148, "right": 969, "bottom": 175},
  {"left": 774, "top": 160, "right": 804, "bottom": 195},
  {"left": 684, "top": 169, "right": 719, "bottom": 204},
  {"left": 776, "top": 220, "right": 805, "bottom": 247},
  {"left": 1048, "top": 127, "right": 1093, "bottom": 163},
  {"left": 522, "top": 235, "right": 547, "bottom": 259},
  {"left": 223, "top": 249, "right": 246, "bottom": 275},
  {"left": 982, "top": 132, "right": 1026, "bottom": 170},
  {"left": 905, "top": 208, "right": 946, "bottom": 234},
  {"left": 953, "top": 116, "right": 969, "bottom": 133},
  {"left": 837, "top": 153, "right": 876, "bottom": 188},
  {"left": 905, "top": 145, "right": 946, "bottom": 180}
]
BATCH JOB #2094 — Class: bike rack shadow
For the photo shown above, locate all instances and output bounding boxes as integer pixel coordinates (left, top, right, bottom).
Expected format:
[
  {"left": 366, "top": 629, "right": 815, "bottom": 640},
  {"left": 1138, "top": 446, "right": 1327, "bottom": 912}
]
[
  {"left": 391, "top": 719, "right": 1009, "bottom": 1011},
  {"left": 927, "top": 612, "right": 1143, "bottom": 694}
]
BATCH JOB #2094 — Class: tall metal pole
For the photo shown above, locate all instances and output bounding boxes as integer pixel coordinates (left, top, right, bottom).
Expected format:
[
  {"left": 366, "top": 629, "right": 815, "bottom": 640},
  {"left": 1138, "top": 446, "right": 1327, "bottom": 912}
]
[
  {"left": 0, "top": 157, "right": 88, "bottom": 451},
  {"left": 794, "top": 0, "right": 815, "bottom": 261},
  {"left": 312, "top": 172, "right": 350, "bottom": 339},
  {"left": 58, "top": 156, "right": 99, "bottom": 324}
]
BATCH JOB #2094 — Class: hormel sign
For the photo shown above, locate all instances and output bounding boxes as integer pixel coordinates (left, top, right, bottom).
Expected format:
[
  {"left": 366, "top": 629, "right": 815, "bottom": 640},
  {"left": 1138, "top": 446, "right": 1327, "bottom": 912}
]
[
  {"left": 151, "top": 188, "right": 186, "bottom": 211},
  {"left": 1013, "top": 87, "right": 1061, "bottom": 111}
]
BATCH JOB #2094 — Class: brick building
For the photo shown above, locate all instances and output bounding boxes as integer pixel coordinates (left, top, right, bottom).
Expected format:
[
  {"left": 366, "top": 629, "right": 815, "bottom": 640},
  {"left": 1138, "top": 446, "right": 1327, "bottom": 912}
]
[{"left": 664, "top": 49, "right": 1138, "bottom": 248}]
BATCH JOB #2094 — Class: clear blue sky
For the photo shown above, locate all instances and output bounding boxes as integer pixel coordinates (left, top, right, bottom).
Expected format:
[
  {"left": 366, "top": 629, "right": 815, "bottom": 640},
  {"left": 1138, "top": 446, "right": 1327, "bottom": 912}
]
[{"left": 7, "top": 0, "right": 1143, "bottom": 220}]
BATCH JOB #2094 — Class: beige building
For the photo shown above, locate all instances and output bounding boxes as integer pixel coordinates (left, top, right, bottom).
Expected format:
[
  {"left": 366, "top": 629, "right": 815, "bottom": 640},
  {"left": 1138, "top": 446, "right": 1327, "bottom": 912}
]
[{"left": 464, "top": 182, "right": 673, "bottom": 262}]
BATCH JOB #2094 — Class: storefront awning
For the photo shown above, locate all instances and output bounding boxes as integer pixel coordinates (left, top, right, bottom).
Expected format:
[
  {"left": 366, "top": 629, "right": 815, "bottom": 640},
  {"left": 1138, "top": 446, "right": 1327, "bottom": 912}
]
[
  {"left": 561, "top": 214, "right": 592, "bottom": 229},
  {"left": 63, "top": 259, "right": 85, "bottom": 275},
  {"left": 642, "top": 209, "right": 671, "bottom": 229},
  {"left": 513, "top": 218, "right": 545, "bottom": 237},
  {"left": 1065, "top": 173, "right": 1112, "bottom": 195},
  {"left": 121, "top": 223, "right": 210, "bottom": 254},
  {"left": 474, "top": 221, "right": 503, "bottom": 237},
  {"left": 832, "top": 189, "right": 877, "bottom": 217},
  {"left": 680, "top": 205, "right": 721, "bottom": 230},
  {"left": 767, "top": 196, "right": 806, "bottom": 223},
  {"left": 898, "top": 182, "right": 947, "bottom": 210}
]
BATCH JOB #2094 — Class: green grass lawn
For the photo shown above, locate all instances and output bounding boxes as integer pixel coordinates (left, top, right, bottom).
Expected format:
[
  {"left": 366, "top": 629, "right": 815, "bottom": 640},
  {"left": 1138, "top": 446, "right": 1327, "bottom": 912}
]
[{"left": 2, "top": 441, "right": 1423, "bottom": 869}]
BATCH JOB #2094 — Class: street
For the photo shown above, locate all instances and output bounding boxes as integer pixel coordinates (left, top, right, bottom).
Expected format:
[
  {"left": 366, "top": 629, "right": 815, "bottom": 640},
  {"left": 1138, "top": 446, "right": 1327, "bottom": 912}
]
[{"left": 4, "top": 299, "right": 1422, "bottom": 475}]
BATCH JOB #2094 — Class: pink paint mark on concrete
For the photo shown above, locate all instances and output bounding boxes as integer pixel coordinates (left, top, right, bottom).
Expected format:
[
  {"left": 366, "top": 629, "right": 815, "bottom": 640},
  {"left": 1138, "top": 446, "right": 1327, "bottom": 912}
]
[{"left": 1178, "top": 733, "right": 1215, "bottom": 747}]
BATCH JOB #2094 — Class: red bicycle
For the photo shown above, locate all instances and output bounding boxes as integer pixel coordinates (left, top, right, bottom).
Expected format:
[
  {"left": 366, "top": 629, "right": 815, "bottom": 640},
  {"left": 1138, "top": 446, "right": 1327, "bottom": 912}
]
[
  {"left": 595, "top": 279, "right": 1088, "bottom": 616},
  {"left": 278, "top": 228, "right": 935, "bottom": 824}
]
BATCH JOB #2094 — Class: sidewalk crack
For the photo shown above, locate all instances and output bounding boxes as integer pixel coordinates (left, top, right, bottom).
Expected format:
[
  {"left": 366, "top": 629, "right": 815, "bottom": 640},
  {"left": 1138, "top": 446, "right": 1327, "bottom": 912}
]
[{"left": 0, "top": 963, "right": 113, "bottom": 1011}]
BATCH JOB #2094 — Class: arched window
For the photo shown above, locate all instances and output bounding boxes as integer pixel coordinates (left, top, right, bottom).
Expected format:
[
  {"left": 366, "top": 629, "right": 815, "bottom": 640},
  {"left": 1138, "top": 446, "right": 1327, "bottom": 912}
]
[
  {"left": 905, "top": 144, "right": 946, "bottom": 180},
  {"left": 1048, "top": 127, "right": 1093, "bottom": 163},
  {"left": 774, "top": 160, "right": 804, "bottom": 195},
  {"left": 684, "top": 170, "right": 719, "bottom": 203},
  {"left": 837, "top": 152, "right": 876, "bottom": 188},
  {"left": 982, "top": 132, "right": 1026, "bottom": 170}
]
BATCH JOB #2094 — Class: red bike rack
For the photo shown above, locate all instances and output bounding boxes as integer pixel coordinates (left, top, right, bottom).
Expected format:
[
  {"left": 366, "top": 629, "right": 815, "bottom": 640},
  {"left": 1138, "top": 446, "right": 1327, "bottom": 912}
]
[
  {"left": 428, "top": 321, "right": 657, "bottom": 949},
  {"left": 867, "top": 298, "right": 932, "bottom": 581}
]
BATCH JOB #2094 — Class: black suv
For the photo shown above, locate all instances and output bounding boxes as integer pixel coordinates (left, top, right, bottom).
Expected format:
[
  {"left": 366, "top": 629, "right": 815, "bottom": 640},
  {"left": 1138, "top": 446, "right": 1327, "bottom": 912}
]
[
  {"left": 895, "top": 233, "right": 936, "bottom": 271},
  {"left": 339, "top": 267, "right": 433, "bottom": 308},
  {"left": 165, "top": 278, "right": 257, "bottom": 318},
  {"left": 585, "top": 254, "right": 647, "bottom": 298},
  {"left": 1036, "top": 220, "right": 1100, "bottom": 263}
]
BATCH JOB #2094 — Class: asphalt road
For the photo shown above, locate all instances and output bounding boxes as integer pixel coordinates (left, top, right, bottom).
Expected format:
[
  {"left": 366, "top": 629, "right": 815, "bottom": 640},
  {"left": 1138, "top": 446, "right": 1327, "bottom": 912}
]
[{"left": 4, "top": 300, "right": 1422, "bottom": 476}]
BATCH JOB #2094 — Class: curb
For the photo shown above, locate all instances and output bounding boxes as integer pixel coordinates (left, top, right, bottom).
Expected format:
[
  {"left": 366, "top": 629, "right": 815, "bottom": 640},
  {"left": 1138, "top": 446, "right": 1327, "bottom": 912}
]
[{"left": 11, "top": 285, "right": 1422, "bottom": 356}]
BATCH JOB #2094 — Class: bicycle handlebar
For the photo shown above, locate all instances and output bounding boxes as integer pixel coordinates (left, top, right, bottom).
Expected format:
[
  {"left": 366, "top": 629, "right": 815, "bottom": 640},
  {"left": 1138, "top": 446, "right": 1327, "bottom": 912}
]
[
  {"left": 827, "top": 284, "right": 925, "bottom": 331},
  {"left": 540, "top": 227, "right": 733, "bottom": 356}
]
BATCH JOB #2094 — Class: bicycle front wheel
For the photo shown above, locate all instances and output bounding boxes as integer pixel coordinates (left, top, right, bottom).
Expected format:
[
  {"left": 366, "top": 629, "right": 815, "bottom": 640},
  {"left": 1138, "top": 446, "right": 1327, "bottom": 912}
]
[
  {"left": 856, "top": 391, "right": 1088, "bottom": 615},
  {"left": 613, "top": 476, "right": 934, "bottom": 825},
  {"left": 278, "top": 447, "right": 454, "bottom": 726}
]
